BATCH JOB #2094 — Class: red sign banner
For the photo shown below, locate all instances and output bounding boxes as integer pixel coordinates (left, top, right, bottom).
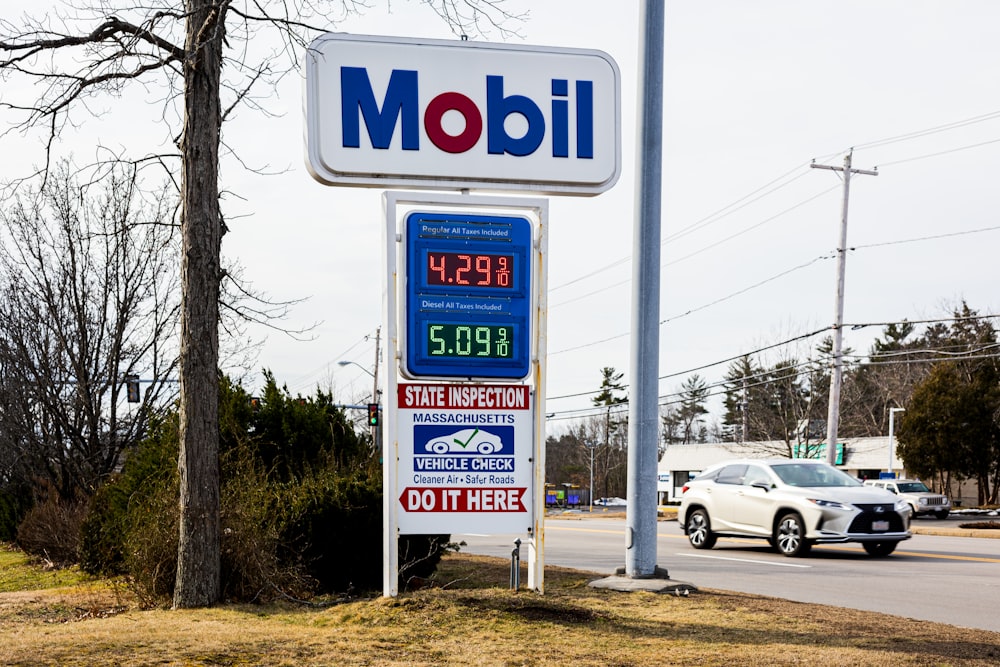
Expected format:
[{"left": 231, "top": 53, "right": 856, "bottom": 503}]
[
  {"left": 398, "top": 383, "right": 530, "bottom": 410},
  {"left": 399, "top": 487, "right": 526, "bottom": 513}
]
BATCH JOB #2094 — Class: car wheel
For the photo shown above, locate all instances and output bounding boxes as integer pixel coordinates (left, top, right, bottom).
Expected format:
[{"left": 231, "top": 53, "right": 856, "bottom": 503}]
[
  {"left": 685, "top": 508, "right": 717, "bottom": 550},
  {"left": 774, "top": 512, "right": 811, "bottom": 557},
  {"left": 935, "top": 510, "right": 949, "bottom": 520},
  {"left": 477, "top": 442, "right": 495, "bottom": 454},
  {"left": 430, "top": 441, "right": 449, "bottom": 454},
  {"left": 863, "top": 541, "right": 898, "bottom": 557}
]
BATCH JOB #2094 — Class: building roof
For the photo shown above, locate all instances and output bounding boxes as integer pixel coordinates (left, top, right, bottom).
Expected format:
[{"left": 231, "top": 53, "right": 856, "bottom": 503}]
[{"left": 659, "top": 436, "right": 898, "bottom": 473}]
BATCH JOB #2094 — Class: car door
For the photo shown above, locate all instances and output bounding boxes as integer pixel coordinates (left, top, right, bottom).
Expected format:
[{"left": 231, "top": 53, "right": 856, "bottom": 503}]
[
  {"left": 707, "top": 464, "right": 747, "bottom": 532},
  {"left": 728, "top": 464, "right": 777, "bottom": 536}
]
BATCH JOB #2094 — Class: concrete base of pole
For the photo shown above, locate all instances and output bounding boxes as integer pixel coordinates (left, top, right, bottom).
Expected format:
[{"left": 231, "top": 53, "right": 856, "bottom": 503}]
[{"left": 588, "top": 567, "right": 697, "bottom": 595}]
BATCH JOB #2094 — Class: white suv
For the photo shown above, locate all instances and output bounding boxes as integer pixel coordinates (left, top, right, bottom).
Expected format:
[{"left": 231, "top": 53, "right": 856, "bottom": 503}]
[
  {"left": 863, "top": 479, "right": 951, "bottom": 519},
  {"left": 679, "top": 459, "right": 912, "bottom": 557}
]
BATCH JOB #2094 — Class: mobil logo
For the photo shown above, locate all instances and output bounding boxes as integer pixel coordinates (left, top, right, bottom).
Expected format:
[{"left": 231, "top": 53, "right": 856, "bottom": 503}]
[
  {"left": 306, "top": 33, "right": 621, "bottom": 195},
  {"left": 340, "top": 68, "right": 595, "bottom": 159}
]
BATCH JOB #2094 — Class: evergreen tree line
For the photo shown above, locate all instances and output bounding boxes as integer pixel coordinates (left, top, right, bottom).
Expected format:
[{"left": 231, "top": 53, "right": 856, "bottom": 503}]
[{"left": 548, "top": 304, "right": 1000, "bottom": 505}]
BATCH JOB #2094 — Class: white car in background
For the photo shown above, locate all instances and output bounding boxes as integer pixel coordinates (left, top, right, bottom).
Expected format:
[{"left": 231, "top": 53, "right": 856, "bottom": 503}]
[
  {"left": 863, "top": 479, "right": 951, "bottom": 519},
  {"left": 679, "top": 459, "right": 912, "bottom": 557}
]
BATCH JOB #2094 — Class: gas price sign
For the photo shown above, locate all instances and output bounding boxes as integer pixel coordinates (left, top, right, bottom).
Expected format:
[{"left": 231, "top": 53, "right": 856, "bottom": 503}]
[{"left": 403, "top": 211, "right": 532, "bottom": 379}]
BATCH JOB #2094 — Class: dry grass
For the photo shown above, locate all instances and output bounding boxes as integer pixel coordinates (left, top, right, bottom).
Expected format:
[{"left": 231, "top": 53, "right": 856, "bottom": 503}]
[{"left": 1, "top": 544, "right": 999, "bottom": 666}]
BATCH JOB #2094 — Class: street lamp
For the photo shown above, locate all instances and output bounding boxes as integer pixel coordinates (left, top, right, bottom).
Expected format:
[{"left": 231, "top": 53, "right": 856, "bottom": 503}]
[
  {"left": 888, "top": 407, "right": 905, "bottom": 477},
  {"left": 338, "top": 326, "right": 380, "bottom": 401},
  {"left": 338, "top": 356, "right": 381, "bottom": 450},
  {"left": 337, "top": 359, "right": 376, "bottom": 393}
]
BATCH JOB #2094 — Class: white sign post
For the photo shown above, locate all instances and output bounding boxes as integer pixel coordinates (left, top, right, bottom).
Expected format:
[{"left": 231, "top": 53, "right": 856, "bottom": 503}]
[
  {"left": 302, "top": 31, "right": 618, "bottom": 597},
  {"left": 383, "top": 192, "right": 547, "bottom": 597}
]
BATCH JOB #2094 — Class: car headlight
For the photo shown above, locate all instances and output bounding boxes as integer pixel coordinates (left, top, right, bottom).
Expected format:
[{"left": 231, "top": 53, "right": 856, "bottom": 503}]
[
  {"left": 895, "top": 500, "right": 911, "bottom": 513},
  {"left": 919, "top": 498, "right": 929, "bottom": 506},
  {"left": 807, "top": 498, "right": 853, "bottom": 511}
]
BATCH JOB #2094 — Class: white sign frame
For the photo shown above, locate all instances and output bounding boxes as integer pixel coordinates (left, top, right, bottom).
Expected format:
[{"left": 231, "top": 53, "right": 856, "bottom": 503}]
[
  {"left": 306, "top": 33, "right": 620, "bottom": 195},
  {"left": 383, "top": 192, "right": 548, "bottom": 596},
  {"left": 395, "top": 383, "right": 534, "bottom": 534}
]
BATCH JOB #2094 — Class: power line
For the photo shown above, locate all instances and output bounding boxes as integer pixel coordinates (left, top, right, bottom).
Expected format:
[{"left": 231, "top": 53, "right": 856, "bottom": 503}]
[
  {"left": 548, "top": 346, "right": 1000, "bottom": 421},
  {"left": 854, "top": 109, "right": 1000, "bottom": 152},
  {"left": 659, "top": 254, "right": 832, "bottom": 325},
  {"left": 548, "top": 181, "right": 837, "bottom": 308},
  {"left": 550, "top": 108, "right": 1000, "bottom": 297},
  {"left": 851, "top": 224, "right": 1000, "bottom": 251},
  {"left": 663, "top": 184, "right": 839, "bottom": 268},
  {"left": 548, "top": 163, "right": 817, "bottom": 294},
  {"left": 547, "top": 314, "right": 1000, "bottom": 404},
  {"left": 876, "top": 137, "right": 1000, "bottom": 168},
  {"left": 285, "top": 329, "right": 376, "bottom": 393}
]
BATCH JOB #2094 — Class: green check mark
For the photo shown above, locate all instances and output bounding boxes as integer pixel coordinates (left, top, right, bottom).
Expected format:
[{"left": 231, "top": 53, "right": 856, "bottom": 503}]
[{"left": 454, "top": 428, "right": 480, "bottom": 449}]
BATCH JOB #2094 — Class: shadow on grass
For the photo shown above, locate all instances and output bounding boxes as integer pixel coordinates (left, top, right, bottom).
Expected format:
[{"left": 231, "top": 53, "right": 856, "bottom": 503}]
[{"left": 434, "top": 554, "right": 1000, "bottom": 664}]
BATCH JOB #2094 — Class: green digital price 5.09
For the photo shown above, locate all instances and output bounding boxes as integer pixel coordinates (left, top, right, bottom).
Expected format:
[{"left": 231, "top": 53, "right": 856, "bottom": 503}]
[{"left": 427, "top": 323, "right": 513, "bottom": 359}]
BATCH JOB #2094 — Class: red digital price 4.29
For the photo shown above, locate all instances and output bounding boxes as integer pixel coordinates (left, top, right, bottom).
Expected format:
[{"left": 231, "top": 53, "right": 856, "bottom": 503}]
[{"left": 426, "top": 252, "right": 514, "bottom": 288}]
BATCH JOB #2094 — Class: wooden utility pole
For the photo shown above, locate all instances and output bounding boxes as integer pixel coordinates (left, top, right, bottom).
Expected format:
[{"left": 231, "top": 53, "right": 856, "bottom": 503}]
[{"left": 810, "top": 151, "right": 877, "bottom": 466}]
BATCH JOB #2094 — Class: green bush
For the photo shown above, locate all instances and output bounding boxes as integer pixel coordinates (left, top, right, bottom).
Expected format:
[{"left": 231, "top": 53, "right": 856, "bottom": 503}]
[
  {"left": 80, "top": 413, "right": 179, "bottom": 577},
  {"left": 80, "top": 373, "right": 452, "bottom": 603}
]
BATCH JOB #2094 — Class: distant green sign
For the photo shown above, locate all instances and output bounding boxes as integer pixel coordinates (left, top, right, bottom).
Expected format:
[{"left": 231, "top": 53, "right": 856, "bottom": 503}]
[{"left": 793, "top": 442, "right": 844, "bottom": 465}]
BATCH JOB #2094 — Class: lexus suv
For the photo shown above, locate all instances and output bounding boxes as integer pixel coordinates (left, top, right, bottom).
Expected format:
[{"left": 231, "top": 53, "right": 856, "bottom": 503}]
[
  {"left": 863, "top": 479, "right": 951, "bottom": 519},
  {"left": 679, "top": 459, "right": 912, "bottom": 557}
]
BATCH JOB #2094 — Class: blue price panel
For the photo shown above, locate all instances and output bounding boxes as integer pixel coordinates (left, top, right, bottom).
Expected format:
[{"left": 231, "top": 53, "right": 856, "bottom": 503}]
[{"left": 404, "top": 211, "right": 532, "bottom": 379}]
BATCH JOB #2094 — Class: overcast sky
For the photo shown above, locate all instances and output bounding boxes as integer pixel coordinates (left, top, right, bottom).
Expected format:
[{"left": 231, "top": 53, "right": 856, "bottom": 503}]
[{"left": 4, "top": 1, "right": 1000, "bottom": 434}]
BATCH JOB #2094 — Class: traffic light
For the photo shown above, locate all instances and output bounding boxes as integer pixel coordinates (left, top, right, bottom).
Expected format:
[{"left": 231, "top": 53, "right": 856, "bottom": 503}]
[
  {"left": 125, "top": 375, "right": 140, "bottom": 403},
  {"left": 367, "top": 402, "right": 379, "bottom": 427}
]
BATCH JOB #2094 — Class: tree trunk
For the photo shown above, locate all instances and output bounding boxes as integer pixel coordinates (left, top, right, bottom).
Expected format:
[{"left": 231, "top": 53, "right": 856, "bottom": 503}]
[{"left": 173, "top": 0, "right": 224, "bottom": 609}]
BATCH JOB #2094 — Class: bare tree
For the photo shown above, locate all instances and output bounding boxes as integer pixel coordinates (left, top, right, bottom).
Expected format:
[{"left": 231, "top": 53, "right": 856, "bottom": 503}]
[
  {"left": 1, "top": 0, "right": 522, "bottom": 608},
  {"left": 0, "top": 160, "right": 179, "bottom": 502}
]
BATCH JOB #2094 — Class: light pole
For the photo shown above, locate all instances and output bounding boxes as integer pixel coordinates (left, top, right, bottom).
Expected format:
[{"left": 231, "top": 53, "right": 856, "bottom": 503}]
[
  {"left": 585, "top": 440, "right": 598, "bottom": 512},
  {"left": 338, "top": 355, "right": 380, "bottom": 449},
  {"left": 888, "top": 407, "right": 905, "bottom": 477}
]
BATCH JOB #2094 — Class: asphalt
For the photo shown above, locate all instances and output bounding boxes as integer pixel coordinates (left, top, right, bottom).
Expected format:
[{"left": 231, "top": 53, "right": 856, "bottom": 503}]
[
  {"left": 575, "top": 507, "right": 1000, "bottom": 592},
  {"left": 554, "top": 506, "right": 1000, "bottom": 539}
]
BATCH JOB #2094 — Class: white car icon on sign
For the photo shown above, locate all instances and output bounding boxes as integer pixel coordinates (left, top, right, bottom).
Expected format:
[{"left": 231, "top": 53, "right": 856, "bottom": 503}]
[{"left": 426, "top": 428, "right": 503, "bottom": 455}]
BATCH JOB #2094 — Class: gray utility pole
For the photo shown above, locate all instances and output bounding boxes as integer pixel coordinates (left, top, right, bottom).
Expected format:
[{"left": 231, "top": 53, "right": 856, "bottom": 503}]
[
  {"left": 625, "top": 0, "right": 664, "bottom": 579},
  {"left": 372, "top": 326, "right": 381, "bottom": 450},
  {"left": 741, "top": 376, "right": 749, "bottom": 443},
  {"left": 810, "top": 151, "right": 877, "bottom": 466}
]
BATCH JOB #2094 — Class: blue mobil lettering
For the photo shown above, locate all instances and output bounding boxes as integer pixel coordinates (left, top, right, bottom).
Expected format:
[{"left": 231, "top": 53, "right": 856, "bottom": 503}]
[
  {"left": 340, "top": 67, "right": 594, "bottom": 158},
  {"left": 414, "top": 456, "right": 516, "bottom": 472}
]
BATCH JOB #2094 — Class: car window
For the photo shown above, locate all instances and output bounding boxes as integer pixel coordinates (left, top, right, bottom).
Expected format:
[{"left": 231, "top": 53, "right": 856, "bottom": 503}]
[
  {"left": 771, "top": 463, "right": 861, "bottom": 487},
  {"left": 743, "top": 465, "right": 772, "bottom": 487},
  {"left": 897, "top": 482, "right": 931, "bottom": 493},
  {"left": 715, "top": 464, "right": 748, "bottom": 485}
]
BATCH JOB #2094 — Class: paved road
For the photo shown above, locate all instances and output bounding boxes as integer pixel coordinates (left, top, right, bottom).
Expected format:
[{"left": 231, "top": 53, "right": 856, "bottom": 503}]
[{"left": 458, "top": 515, "right": 1000, "bottom": 633}]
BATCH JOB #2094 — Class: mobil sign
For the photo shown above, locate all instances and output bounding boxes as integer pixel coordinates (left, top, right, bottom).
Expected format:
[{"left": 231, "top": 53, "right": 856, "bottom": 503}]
[{"left": 304, "top": 33, "right": 620, "bottom": 195}]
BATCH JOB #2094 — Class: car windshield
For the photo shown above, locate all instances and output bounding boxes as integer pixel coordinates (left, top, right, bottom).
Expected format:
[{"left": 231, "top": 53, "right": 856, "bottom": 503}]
[
  {"left": 897, "top": 482, "right": 931, "bottom": 493},
  {"left": 770, "top": 463, "right": 862, "bottom": 487}
]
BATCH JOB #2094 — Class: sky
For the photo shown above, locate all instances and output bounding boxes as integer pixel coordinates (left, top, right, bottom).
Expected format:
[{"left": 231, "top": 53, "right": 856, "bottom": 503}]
[{"left": 3, "top": 1, "right": 1000, "bottom": 435}]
